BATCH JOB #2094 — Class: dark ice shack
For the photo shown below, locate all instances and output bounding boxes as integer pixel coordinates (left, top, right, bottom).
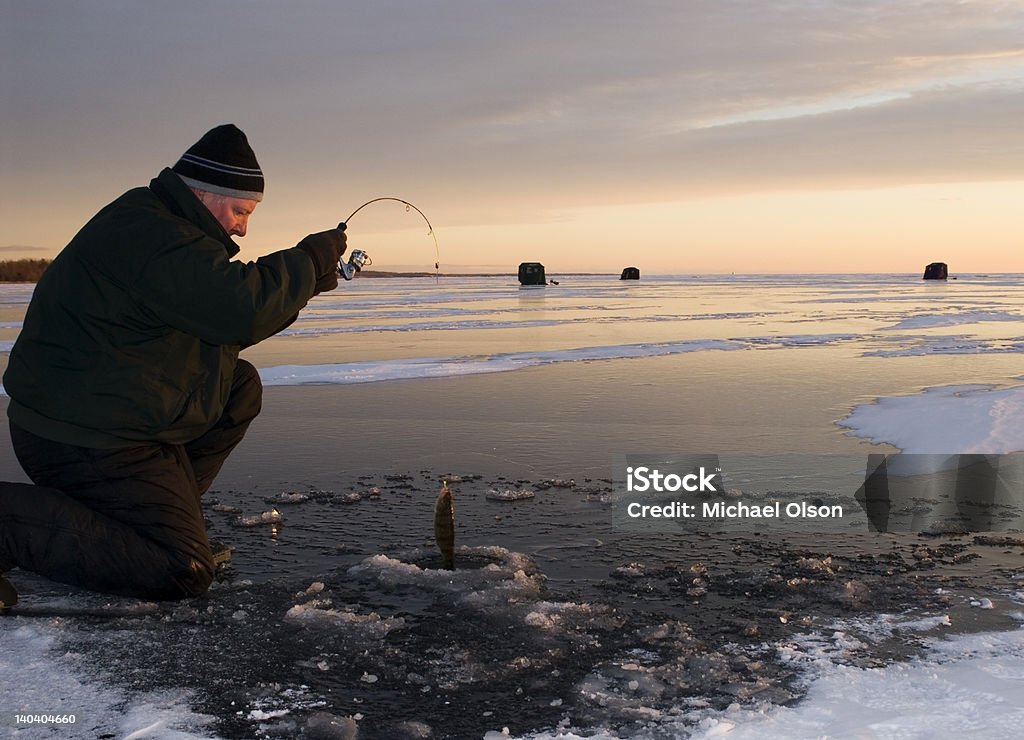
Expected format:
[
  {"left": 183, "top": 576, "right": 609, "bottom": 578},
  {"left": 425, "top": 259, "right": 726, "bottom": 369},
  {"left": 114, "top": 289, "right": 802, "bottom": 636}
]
[{"left": 518, "top": 262, "right": 546, "bottom": 285}]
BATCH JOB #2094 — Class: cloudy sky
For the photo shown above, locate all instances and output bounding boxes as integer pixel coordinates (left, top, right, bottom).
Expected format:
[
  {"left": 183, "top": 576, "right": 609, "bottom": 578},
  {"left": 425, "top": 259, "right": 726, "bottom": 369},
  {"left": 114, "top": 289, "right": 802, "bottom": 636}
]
[{"left": 2, "top": 0, "right": 1023, "bottom": 273}]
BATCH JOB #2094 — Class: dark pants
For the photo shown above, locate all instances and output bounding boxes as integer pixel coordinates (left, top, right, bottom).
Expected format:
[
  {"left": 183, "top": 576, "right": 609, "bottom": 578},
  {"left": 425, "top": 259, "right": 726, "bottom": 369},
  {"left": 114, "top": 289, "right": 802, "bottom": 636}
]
[{"left": 0, "top": 360, "right": 262, "bottom": 600}]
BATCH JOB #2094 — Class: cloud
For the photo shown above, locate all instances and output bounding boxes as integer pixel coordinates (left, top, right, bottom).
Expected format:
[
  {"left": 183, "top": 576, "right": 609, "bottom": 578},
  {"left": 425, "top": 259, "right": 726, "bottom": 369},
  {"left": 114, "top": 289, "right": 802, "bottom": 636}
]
[
  {"left": 0, "top": 245, "right": 48, "bottom": 253},
  {"left": 3, "top": 0, "right": 1024, "bottom": 246}
]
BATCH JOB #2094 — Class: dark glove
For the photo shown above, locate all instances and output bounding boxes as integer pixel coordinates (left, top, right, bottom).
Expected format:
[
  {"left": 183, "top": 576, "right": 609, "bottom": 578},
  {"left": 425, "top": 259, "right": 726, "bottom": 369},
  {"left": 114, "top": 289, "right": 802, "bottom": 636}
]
[{"left": 296, "top": 227, "right": 347, "bottom": 294}]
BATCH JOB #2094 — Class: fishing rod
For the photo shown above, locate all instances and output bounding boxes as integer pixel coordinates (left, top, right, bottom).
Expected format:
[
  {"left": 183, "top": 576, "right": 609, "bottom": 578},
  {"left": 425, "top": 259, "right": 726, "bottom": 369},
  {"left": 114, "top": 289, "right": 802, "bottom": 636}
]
[{"left": 336, "top": 197, "right": 440, "bottom": 280}]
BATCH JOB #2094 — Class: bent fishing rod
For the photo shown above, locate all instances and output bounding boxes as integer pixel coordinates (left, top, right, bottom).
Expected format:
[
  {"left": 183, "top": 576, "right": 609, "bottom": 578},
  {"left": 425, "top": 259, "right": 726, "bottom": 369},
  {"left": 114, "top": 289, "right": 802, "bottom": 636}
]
[{"left": 335, "top": 197, "right": 440, "bottom": 280}]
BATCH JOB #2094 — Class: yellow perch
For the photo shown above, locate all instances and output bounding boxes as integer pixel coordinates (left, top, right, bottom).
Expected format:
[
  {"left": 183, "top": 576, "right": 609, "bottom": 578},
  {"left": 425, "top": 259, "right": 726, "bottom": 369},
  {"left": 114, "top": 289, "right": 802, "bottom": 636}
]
[{"left": 434, "top": 480, "right": 455, "bottom": 570}]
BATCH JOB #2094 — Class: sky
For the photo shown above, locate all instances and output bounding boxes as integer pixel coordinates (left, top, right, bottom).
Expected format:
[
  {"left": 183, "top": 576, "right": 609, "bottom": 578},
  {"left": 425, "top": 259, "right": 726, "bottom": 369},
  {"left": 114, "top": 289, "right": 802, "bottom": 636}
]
[{"left": 2, "top": 0, "right": 1024, "bottom": 274}]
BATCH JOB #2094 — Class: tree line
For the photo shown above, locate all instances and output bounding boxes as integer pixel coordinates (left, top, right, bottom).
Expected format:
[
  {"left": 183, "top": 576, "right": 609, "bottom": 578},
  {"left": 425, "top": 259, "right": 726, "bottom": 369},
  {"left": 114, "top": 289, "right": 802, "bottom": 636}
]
[{"left": 0, "top": 259, "right": 51, "bottom": 282}]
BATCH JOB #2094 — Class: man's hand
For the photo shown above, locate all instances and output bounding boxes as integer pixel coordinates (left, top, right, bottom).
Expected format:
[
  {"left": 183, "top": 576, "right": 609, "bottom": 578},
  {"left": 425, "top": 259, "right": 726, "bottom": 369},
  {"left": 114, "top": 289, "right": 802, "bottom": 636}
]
[{"left": 296, "top": 228, "right": 347, "bottom": 294}]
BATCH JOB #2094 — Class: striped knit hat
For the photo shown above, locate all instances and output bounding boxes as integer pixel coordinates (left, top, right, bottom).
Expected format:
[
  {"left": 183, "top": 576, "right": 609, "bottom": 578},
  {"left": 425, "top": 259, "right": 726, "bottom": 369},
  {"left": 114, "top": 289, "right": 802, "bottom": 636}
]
[{"left": 172, "top": 124, "right": 264, "bottom": 201}]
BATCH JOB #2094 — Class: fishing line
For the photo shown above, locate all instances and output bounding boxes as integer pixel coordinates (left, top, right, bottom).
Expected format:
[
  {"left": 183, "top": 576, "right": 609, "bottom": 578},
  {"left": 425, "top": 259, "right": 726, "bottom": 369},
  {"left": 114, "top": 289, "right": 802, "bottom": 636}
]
[
  {"left": 342, "top": 196, "right": 452, "bottom": 545},
  {"left": 342, "top": 197, "right": 441, "bottom": 276}
]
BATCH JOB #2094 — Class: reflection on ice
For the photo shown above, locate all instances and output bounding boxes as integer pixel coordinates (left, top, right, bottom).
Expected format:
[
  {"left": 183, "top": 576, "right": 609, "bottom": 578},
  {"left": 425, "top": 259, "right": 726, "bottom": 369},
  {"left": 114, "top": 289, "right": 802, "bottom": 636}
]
[
  {"left": 258, "top": 339, "right": 746, "bottom": 386},
  {"left": 10, "top": 274, "right": 1024, "bottom": 392}
]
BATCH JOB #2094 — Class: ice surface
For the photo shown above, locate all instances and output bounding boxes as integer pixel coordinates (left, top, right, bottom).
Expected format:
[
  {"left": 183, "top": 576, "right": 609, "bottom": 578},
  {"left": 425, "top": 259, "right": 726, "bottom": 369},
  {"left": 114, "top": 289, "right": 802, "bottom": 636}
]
[
  {"left": 256, "top": 339, "right": 746, "bottom": 387},
  {"left": 5, "top": 542, "right": 1024, "bottom": 739},
  {"left": 841, "top": 382, "right": 1024, "bottom": 454},
  {"left": 9, "top": 273, "right": 1024, "bottom": 391},
  {"left": 884, "top": 310, "right": 1024, "bottom": 330}
]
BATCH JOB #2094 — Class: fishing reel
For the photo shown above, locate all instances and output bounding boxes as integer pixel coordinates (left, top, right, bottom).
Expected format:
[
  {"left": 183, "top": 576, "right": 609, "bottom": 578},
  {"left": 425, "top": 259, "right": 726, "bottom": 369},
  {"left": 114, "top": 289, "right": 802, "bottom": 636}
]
[
  {"left": 338, "top": 248, "right": 371, "bottom": 281},
  {"left": 335, "top": 220, "right": 372, "bottom": 280}
]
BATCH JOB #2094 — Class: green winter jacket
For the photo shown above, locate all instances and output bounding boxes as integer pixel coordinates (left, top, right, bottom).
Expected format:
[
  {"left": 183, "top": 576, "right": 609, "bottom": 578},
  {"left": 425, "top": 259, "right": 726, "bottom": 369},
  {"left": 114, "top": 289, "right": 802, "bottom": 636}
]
[{"left": 4, "top": 168, "right": 317, "bottom": 448}]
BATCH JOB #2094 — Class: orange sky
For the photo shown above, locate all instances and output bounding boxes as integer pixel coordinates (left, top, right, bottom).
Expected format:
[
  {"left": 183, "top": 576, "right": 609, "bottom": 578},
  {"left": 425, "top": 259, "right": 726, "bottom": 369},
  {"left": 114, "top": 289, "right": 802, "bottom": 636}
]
[{"left": 3, "top": 2, "right": 1024, "bottom": 274}]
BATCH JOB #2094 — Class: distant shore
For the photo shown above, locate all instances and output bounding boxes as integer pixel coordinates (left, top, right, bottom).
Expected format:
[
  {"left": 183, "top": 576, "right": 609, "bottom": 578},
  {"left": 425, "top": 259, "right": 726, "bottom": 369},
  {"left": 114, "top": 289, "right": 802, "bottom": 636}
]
[
  {"left": 356, "top": 270, "right": 610, "bottom": 278},
  {"left": 356, "top": 270, "right": 496, "bottom": 278},
  {"left": 0, "top": 260, "right": 609, "bottom": 283}
]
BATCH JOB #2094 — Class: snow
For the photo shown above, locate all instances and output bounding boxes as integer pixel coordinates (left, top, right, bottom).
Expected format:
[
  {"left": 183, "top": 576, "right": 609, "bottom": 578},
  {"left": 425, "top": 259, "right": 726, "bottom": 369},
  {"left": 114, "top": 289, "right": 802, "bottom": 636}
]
[
  {"left": 1, "top": 624, "right": 217, "bottom": 738},
  {"left": 840, "top": 382, "right": 1024, "bottom": 454},
  {"left": 686, "top": 626, "right": 1024, "bottom": 740}
]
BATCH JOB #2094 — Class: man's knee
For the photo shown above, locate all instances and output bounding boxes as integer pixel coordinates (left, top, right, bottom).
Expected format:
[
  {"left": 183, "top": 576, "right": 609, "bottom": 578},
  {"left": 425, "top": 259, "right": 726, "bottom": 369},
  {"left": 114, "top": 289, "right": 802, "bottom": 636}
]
[{"left": 230, "top": 359, "right": 263, "bottom": 421}]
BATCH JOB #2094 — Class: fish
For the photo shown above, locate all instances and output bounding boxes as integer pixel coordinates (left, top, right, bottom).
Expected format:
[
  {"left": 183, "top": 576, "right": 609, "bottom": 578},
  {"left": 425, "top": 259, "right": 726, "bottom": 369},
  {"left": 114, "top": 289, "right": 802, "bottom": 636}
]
[{"left": 434, "top": 480, "right": 455, "bottom": 570}]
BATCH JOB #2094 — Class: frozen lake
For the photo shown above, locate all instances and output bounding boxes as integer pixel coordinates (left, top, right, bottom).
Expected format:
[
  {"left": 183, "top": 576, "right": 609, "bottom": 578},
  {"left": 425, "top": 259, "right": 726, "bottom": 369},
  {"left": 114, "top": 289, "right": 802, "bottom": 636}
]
[{"left": 3, "top": 273, "right": 1024, "bottom": 738}]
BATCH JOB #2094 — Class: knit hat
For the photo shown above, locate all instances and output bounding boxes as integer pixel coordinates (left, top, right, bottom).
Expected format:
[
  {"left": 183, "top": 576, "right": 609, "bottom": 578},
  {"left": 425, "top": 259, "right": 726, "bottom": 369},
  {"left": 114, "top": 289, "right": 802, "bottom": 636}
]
[{"left": 172, "top": 124, "right": 264, "bottom": 201}]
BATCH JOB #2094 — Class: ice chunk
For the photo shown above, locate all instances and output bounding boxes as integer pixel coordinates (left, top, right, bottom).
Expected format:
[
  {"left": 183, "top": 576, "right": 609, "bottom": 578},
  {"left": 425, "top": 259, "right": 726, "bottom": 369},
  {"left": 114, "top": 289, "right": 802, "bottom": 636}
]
[
  {"left": 247, "top": 708, "right": 289, "bottom": 720},
  {"left": 486, "top": 488, "right": 536, "bottom": 501},
  {"left": 234, "top": 508, "right": 284, "bottom": 527},
  {"left": 284, "top": 603, "right": 405, "bottom": 638},
  {"left": 263, "top": 491, "right": 310, "bottom": 504}
]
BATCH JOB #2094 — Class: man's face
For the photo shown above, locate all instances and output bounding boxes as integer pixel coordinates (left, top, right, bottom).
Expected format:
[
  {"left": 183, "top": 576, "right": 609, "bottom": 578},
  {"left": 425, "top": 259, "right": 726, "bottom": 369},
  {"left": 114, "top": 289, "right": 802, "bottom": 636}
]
[{"left": 196, "top": 192, "right": 259, "bottom": 237}]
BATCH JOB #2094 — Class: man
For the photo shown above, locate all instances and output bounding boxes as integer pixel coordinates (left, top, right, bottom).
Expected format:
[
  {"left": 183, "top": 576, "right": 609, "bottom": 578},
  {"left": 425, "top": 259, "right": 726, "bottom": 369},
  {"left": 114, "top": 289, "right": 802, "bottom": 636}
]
[{"left": 0, "top": 124, "right": 346, "bottom": 610}]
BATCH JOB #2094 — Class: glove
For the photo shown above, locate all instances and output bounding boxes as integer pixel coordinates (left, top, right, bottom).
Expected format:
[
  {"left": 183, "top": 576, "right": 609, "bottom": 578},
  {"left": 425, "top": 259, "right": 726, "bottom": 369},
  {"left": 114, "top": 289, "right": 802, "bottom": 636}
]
[{"left": 296, "top": 227, "right": 347, "bottom": 294}]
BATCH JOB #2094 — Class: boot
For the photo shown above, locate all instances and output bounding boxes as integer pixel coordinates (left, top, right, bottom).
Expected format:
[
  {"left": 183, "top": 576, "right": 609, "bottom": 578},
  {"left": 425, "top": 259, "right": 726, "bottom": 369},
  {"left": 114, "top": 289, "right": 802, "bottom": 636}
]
[{"left": 210, "top": 539, "right": 234, "bottom": 569}]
